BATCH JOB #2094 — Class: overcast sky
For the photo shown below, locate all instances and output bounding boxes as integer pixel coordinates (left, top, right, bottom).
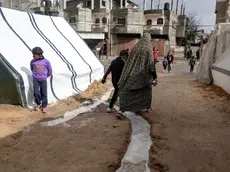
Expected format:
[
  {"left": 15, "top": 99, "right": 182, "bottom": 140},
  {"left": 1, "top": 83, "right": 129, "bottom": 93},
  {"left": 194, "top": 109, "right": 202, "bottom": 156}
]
[{"left": 132, "top": 0, "right": 216, "bottom": 33}]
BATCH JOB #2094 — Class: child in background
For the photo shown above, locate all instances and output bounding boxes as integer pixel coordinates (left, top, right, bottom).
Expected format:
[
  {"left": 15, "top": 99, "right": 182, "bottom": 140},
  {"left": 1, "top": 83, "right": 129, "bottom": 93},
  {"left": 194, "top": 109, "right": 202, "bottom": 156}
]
[
  {"left": 166, "top": 51, "right": 174, "bottom": 73},
  {"left": 30, "top": 47, "right": 52, "bottom": 113},
  {"left": 162, "top": 56, "right": 168, "bottom": 72},
  {"left": 101, "top": 50, "right": 129, "bottom": 113},
  {"left": 189, "top": 56, "right": 196, "bottom": 72}
]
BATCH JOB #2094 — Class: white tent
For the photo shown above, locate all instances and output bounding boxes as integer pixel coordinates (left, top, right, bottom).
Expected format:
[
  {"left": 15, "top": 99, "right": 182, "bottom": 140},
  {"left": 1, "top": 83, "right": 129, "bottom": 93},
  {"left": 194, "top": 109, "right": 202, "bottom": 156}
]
[
  {"left": 212, "top": 48, "right": 230, "bottom": 94},
  {"left": 0, "top": 7, "right": 104, "bottom": 107},
  {"left": 197, "top": 23, "right": 230, "bottom": 94}
]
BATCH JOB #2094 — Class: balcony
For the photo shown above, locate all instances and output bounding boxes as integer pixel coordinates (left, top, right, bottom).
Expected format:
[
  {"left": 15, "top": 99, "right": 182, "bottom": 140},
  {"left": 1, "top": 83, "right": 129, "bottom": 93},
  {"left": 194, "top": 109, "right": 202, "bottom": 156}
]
[
  {"left": 144, "top": 25, "right": 164, "bottom": 35},
  {"left": 111, "top": 24, "right": 128, "bottom": 33},
  {"left": 91, "top": 23, "right": 108, "bottom": 33},
  {"left": 111, "top": 8, "right": 143, "bottom": 34}
]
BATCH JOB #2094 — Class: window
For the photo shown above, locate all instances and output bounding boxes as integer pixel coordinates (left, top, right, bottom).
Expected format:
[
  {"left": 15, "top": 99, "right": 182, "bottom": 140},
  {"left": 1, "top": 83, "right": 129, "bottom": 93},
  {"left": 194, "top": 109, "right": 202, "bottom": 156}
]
[
  {"left": 102, "top": 0, "right": 106, "bottom": 7},
  {"left": 95, "top": 18, "right": 100, "bottom": 23},
  {"left": 69, "top": 17, "right": 76, "bottom": 23},
  {"left": 157, "top": 18, "right": 163, "bottom": 25},
  {"left": 147, "top": 19, "right": 152, "bottom": 26},
  {"left": 87, "top": 1, "right": 91, "bottom": 7},
  {"left": 0, "top": 2, "right": 2, "bottom": 7},
  {"left": 118, "top": 17, "right": 126, "bottom": 25},
  {"left": 102, "top": 17, "right": 107, "bottom": 24}
]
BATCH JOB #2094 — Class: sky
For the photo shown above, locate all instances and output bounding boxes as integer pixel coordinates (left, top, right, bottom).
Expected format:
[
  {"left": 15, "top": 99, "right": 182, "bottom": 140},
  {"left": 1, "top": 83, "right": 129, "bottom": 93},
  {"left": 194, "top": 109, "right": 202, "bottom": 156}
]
[{"left": 132, "top": 0, "right": 216, "bottom": 33}]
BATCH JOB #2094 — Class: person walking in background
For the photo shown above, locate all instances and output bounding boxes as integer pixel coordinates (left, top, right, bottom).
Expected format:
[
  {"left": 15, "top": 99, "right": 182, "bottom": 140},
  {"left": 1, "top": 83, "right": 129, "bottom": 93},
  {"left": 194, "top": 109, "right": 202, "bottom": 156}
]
[
  {"left": 166, "top": 51, "right": 174, "bottom": 73},
  {"left": 162, "top": 56, "right": 168, "bottom": 72},
  {"left": 153, "top": 47, "right": 159, "bottom": 63},
  {"left": 30, "top": 47, "right": 52, "bottom": 113},
  {"left": 101, "top": 50, "right": 129, "bottom": 113},
  {"left": 117, "top": 33, "right": 158, "bottom": 119},
  {"left": 196, "top": 49, "right": 200, "bottom": 61},
  {"left": 187, "top": 49, "right": 193, "bottom": 59},
  {"left": 189, "top": 56, "right": 196, "bottom": 73}
]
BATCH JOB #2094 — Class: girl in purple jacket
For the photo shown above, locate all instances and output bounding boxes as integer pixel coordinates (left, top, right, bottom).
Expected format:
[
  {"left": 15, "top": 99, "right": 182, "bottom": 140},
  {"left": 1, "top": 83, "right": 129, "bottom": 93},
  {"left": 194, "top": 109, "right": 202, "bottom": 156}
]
[{"left": 30, "top": 47, "right": 52, "bottom": 113}]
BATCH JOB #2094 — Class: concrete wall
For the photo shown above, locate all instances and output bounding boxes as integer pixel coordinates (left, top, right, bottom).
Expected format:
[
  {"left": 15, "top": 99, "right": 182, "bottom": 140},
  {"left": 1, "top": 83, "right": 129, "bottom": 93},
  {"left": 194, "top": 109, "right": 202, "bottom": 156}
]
[
  {"left": 92, "top": 8, "right": 110, "bottom": 33},
  {"left": 216, "top": 0, "right": 227, "bottom": 24},
  {"left": 111, "top": 8, "right": 143, "bottom": 34},
  {"left": 167, "top": 12, "right": 177, "bottom": 46},
  {"left": 2, "top": 0, "right": 38, "bottom": 12},
  {"left": 176, "top": 15, "right": 187, "bottom": 38},
  {"left": 144, "top": 10, "right": 164, "bottom": 35},
  {"left": 126, "top": 9, "right": 143, "bottom": 33},
  {"left": 143, "top": 10, "right": 179, "bottom": 47},
  {"left": 65, "top": 8, "right": 93, "bottom": 33},
  {"left": 152, "top": 39, "right": 168, "bottom": 57}
]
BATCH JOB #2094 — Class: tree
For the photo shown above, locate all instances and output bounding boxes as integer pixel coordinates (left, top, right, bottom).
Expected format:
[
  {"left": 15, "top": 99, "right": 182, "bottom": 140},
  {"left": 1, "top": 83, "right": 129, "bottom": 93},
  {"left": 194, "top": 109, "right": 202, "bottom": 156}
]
[
  {"left": 184, "top": 13, "right": 203, "bottom": 58},
  {"left": 186, "top": 12, "right": 202, "bottom": 42}
]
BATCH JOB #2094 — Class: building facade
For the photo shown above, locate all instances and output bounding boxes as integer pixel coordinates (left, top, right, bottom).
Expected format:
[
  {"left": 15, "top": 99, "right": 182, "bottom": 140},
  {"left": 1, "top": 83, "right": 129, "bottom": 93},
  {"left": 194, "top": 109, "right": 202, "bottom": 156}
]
[
  {"left": 0, "top": 0, "right": 66, "bottom": 16},
  {"left": 215, "top": 0, "right": 230, "bottom": 24},
  {"left": 64, "top": 0, "right": 187, "bottom": 57}
]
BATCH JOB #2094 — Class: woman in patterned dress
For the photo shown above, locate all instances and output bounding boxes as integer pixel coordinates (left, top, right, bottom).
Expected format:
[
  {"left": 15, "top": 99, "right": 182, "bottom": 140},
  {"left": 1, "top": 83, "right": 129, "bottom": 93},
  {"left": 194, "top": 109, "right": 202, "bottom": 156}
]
[{"left": 117, "top": 33, "right": 158, "bottom": 118}]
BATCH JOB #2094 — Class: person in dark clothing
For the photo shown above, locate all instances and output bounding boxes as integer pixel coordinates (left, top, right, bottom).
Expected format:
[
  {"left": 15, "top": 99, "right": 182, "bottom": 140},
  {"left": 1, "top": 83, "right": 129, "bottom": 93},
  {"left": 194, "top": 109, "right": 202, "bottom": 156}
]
[
  {"left": 30, "top": 47, "right": 52, "bottom": 113},
  {"left": 196, "top": 49, "right": 200, "bottom": 61},
  {"left": 187, "top": 49, "right": 193, "bottom": 59},
  {"left": 189, "top": 56, "right": 196, "bottom": 72},
  {"left": 166, "top": 52, "right": 174, "bottom": 73},
  {"left": 162, "top": 56, "right": 168, "bottom": 71},
  {"left": 101, "top": 50, "right": 129, "bottom": 113}
]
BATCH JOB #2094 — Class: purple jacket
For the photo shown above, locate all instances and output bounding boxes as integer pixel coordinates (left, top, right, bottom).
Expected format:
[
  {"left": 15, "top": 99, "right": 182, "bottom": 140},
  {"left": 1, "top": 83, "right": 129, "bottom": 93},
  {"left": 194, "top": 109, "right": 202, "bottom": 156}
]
[{"left": 30, "top": 57, "right": 52, "bottom": 80}]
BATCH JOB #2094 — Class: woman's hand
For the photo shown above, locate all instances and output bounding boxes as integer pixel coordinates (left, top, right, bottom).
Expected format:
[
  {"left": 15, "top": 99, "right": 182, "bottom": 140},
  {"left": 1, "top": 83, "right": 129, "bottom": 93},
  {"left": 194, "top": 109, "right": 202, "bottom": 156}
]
[{"left": 149, "top": 79, "right": 158, "bottom": 87}]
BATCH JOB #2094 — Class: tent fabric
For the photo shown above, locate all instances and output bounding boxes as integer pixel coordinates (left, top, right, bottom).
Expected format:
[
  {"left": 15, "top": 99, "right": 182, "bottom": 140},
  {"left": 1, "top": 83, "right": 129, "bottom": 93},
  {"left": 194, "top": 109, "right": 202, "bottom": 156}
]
[
  {"left": 0, "top": 7, "right": 104, "bottom": 107},
  {"left": 212, "top": 46, "right": 230, "bottom": 94},
  {"left": 196, "top": 23, "right": 230, "bottom": 84}
]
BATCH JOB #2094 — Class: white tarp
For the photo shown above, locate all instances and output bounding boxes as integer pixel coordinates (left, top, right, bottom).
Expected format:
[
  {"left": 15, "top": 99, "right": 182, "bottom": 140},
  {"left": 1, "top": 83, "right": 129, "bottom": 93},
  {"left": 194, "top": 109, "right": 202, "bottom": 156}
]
[
  {"left": 196, "top": 23, "right": 230, "bottom": 84},
  {"left": 212, "top": 47, "right": 230, "bottom": 94},
  {"left": 0, "top": 7, "right": 104, "bottom": 107}
]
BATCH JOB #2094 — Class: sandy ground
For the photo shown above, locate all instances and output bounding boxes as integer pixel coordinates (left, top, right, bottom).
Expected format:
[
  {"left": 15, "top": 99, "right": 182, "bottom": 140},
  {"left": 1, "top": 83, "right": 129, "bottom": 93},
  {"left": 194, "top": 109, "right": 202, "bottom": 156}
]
[
  {"left": 0, "top": 80, "right": 112, "bottom": 138},
  {"left": 0, "top": 104, "right": 130, "bottom": 172},
  {"left": 143, "top": 64, "right": 230, "bottom": 172}
]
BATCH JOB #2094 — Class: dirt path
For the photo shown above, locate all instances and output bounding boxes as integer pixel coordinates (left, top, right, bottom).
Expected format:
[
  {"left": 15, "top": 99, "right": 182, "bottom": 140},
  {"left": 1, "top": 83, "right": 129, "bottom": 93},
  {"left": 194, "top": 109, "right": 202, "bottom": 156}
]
[
  {"left": 0, "top": 104, "right": 130, "bottom": 172},
  {"left": 143, "top": 64, "right": 230, "bottom": 172},
  {"left": 0, "top": 80, "right": 112, "bottom": 138}
]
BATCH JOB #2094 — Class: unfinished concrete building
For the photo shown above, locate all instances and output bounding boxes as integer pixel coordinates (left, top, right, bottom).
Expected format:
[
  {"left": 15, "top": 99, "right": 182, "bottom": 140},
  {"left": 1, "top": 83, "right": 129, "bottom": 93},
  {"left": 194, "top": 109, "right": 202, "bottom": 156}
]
[
  {"left": 143, "top": 2, "right": 178, "bottom": 56},
  {"left": 64, "top": 0, "right": 142, "bottom": 56},
  {"left": 64, "top": 0, "right": 187, "bottom": 56},
  {"left": 0, "top": 0, "right": 65, "bottom": 16},
  {"left": 215, "top": 0, "right": 230, "bottom": 24}
]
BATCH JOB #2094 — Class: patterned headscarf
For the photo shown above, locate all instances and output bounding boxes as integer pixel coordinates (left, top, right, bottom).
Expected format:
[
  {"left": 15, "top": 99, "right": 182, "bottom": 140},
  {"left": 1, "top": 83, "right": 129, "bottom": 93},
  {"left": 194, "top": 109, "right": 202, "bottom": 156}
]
[{"left": 118, "top": 33, "right": 155, "bottom": 91}]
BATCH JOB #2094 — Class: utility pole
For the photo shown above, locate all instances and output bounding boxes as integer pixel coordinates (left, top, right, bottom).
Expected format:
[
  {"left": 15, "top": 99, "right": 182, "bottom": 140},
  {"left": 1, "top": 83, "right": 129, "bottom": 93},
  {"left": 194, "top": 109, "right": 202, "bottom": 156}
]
[
  {"left": 143, "top": 0, "right": 146, "bottom": 11},
  {"left": 106, "top": 19, "right": 111, "bottom": 59},
  {"left": 158, "top": 0, "right": 160, "bottom": 9},
  {"left": 176, "top": 0, "right": 179, "bottom": 15},
  {"left": 151, "top": 0, "right": 154, "bottom": 10},
  {"left": 171, "top": 0, "right": 174, "bottom": 11},
  {"left": 180, "top": 3, "right": 183, "bottom": 15}
]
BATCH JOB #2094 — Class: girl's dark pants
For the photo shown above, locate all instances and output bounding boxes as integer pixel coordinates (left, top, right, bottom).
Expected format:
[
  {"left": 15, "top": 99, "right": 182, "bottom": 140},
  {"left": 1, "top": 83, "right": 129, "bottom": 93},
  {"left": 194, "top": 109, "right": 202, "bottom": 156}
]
[
  {"left": 33, "top": 79, "right": 48, "bottom": 108},
  {"left": 163, "top": 64, "right": 167, "bottom": 70},
  {"left": 168, "top": 63, "right": 172, "bottom": 72},
  {"left": 190, "top": 65, "right": 194, "bottom": 72}
]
